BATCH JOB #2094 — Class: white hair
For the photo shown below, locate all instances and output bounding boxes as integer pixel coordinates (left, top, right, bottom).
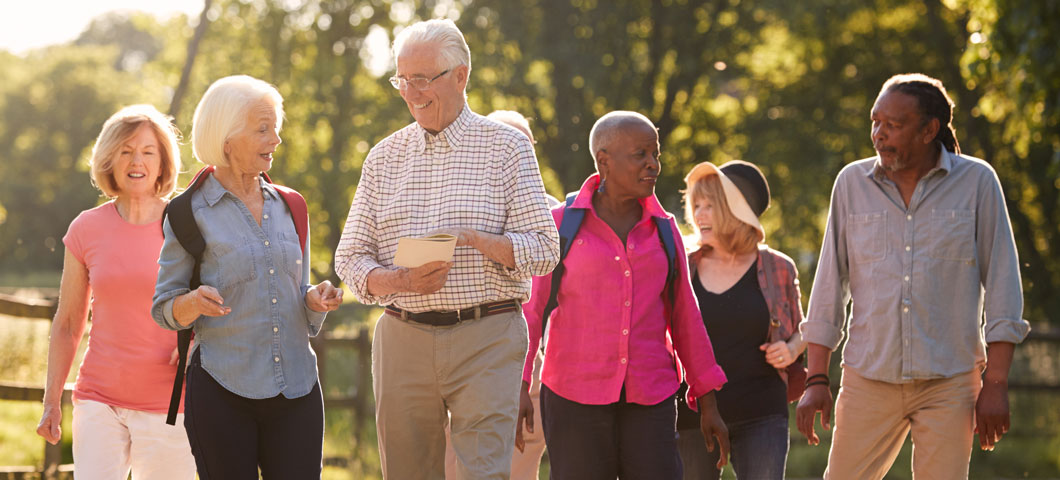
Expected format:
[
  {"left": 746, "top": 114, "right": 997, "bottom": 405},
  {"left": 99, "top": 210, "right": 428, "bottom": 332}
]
[
  {"left": 393, "top": 19, "right": 471, "bottom": 73},
  {"left": 191, "top": 75, "right": 284, "bottom": 167},
  {"left": 588, "top": 111, "right": 656, "bottom": 167},
  {"left": 487, "top": 110, "right": 533, "bottom": 142}
]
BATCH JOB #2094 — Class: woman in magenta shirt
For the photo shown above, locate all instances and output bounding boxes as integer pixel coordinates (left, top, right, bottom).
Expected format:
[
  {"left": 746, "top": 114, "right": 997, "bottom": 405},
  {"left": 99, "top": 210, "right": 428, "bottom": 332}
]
[
  {"left": 517, "top": 111, "right": 729, "bottom": 479},
  {"left": 36, "top": 105, "right": 195, "bottom": 479}
]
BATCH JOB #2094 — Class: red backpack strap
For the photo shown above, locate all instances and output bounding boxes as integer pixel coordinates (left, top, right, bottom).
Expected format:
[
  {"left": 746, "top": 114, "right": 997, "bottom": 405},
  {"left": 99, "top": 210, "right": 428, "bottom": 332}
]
[{"left": 259, "top": 173, "right": 309, "bottom": 255}]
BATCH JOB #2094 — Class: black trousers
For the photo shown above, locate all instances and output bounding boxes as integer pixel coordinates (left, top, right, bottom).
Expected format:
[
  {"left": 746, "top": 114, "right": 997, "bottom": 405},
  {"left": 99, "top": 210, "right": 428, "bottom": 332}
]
[
  {"left": 541, "top": 384, "right": 682, "bottom": 480},
  {"left": 184, "top": 350, "right": 324, "bottom": 480}
]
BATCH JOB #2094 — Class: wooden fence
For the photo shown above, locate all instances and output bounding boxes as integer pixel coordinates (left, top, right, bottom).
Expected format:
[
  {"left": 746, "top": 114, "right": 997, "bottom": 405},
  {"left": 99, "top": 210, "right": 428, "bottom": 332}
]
[{"left": 0, "top": 292, "right": 374, "bottom": 479}]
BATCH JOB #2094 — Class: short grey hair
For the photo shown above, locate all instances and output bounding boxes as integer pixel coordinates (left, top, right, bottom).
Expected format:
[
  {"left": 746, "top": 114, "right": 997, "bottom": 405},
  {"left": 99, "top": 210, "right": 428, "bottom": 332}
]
[
  {"left": 191, "top": 75, "right": 284, "bottom": 167},
  {"left": 589, "top": 111, "right": 656, "bottom": 167},
  {"left": 487, "top": 110, "right": 534, "bottom": 143},
  {"left": 393, "top": 19, "right": 471, "bottom": 73}
]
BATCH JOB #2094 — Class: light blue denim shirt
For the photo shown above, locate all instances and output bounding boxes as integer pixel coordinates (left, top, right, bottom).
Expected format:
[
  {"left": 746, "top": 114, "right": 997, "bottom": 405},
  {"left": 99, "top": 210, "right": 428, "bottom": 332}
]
[
  {"left": 802, "top": 148, "right": 1029, "bottom": 383},
  {"left": 152, "top": 175, "right": 326, "bottom": 399}
]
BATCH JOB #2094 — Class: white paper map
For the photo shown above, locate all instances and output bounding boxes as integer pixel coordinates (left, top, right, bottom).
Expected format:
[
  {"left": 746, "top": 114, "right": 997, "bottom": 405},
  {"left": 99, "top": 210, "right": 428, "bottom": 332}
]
[{"left": 393, "top": 234, "right": 457, "bottom": 268}]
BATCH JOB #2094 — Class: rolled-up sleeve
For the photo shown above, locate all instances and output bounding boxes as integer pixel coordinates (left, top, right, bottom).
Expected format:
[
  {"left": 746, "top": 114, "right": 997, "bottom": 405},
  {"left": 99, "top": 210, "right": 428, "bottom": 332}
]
[
  {"left": 335, "top": 149, "right": 391, "bottom": 305},
  {"left": 801, "top": 172, "right": 852, "bottom": 351},
  {"left": 976, "top": 168, "right": 1030, "bottom": 344},
  {"left": 670, "top": 219, "right": 727, "bottom": 406},
  {"left": 502, "top": 141, "right": 560, "bottom": 279},
  {"left": 297, "top": 222, "right": 327, "bottom": 336},
  {"left": 152, "top": 216, "right": 194, "bottom": 331}
]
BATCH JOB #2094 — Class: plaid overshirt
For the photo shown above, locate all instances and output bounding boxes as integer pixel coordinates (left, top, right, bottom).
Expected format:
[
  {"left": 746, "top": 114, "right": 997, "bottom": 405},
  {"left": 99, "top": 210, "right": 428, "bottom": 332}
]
[{"left": 335, "top": 106, "right": 559, "bottom": 311}]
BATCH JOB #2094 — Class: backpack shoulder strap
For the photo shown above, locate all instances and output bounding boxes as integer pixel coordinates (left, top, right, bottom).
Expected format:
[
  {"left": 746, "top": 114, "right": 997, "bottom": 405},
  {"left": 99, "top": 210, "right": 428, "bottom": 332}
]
[
  {"left": 161, "top": 165, "right": 213, "bottom": 426},
  {"left": 539, "top": 192, "right": 584, "bottom": 348},
  {"left": 272, "top": 184, "right": 309, "bottom": 255},
  {"left": 653, "top": 215, "right": 677, "bottom": 306}
]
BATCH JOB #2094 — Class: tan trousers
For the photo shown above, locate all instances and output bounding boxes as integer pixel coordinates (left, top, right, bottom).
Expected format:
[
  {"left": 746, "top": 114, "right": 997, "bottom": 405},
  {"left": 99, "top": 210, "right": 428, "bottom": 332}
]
[
  {"left": 373, "top": 309, "right": 528, "bottom": 480},
  {"left": 825, "top": 368, "right": 981, "bottom": 480},
  {"left": 444, "top": 350, "right": 547, "bottom": 480}
]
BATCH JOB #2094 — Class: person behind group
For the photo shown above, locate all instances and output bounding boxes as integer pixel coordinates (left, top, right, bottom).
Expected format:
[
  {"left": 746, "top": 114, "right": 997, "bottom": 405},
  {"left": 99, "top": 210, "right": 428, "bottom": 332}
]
[
  {"left": 441, "top": 109, "right": 555, "bottom": 480},
  {"left": 334, "top": 19, "right": 559, "bottom": 480},
  {"left": 36, "top": 104, "right": 196, "bottom": 479},
  {"left": 796, "top": 73, "right": 1030, "bottom": 479},
  {"left": 517, "top": 111, "right": 730, "bottom": 480},
  {"left": 152, "top": 75, "right": 343, "bottom": 479},
  {"left": 676, "top": 160, "right": 807, "bottom": 479}
]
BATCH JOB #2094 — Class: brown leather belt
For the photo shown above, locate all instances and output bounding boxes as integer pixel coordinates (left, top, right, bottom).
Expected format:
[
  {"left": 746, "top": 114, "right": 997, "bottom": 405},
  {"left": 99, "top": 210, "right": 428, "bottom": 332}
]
[{"left": 385, "top": 300, "right": 520, "bottom": 326}]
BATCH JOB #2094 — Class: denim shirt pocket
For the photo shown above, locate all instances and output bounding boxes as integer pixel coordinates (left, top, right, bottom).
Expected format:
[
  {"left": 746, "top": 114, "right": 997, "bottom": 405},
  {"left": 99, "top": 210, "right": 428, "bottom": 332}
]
[
  {"left": 279, "top": 231, "right": 304, "bottom": 284},
  {"left": 848, "top": 211, "right": 888, "bottom": 264},
  {"left": 928, "top": 209, "right": 976, "bottom": 262},
  {"left": 205, "top": 236, "right": 258, "bottom": 289}
]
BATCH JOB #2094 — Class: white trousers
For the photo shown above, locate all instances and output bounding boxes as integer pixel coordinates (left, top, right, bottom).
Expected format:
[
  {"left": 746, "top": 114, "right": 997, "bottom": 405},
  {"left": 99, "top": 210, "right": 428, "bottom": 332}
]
[{"left": 72, "top": 398, "right": 195, "bottom": 480}]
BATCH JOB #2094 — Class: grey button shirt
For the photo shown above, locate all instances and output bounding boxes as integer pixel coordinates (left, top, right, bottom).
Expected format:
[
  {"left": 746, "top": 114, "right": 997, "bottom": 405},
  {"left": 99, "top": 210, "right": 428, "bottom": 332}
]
[
  {"left": 152, "top": 175, "right": 326, "bottom": 399},
  {"left": 802, "top": 148, "right": 1029, "bottom": 383}
]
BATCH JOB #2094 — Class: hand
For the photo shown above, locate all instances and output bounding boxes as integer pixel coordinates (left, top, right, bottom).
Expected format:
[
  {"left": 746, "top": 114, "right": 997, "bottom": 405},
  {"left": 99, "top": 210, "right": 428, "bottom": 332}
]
[
  {"left": 796, "top": 383, "right": 833, "bottom": 445},
  {"left": 697, "top": 392, "right": 730, "bottom": 469},
  {"left": 169, "top": 338, "right": 195, "bottom": 366},
  {"left": 306, "top": 280, "right": 344, "bottom": 312},
  {"left": 975, "top": 379, "right": 1010, "bottom": 451},
  {"left": 36, "top": 402, "right": 62, "bottom": 445},
  {"left": 515, "top": 381, "right": 534, "bottom": 453},
  {"left": 190, "top": 285, "right": 231, "bottom": 317},
  {"left": 428, "top": 228, "right": 478, "bottom": 247},
  {"left": 760, "top": 341, "right": 797, "bottom": 369},
  {"left": 405, "top": 261, "right": 452, "bottom": 294}
]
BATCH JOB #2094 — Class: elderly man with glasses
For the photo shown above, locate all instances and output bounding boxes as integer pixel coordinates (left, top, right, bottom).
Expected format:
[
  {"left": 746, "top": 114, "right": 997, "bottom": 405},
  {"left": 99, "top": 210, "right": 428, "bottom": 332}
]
[{"left": 335, "top": 19, "right": 559, "bottom": 480}]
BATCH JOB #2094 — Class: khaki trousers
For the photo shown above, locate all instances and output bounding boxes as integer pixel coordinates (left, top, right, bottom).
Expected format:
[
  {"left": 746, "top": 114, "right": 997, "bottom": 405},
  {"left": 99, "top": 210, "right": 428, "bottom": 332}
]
[
  {"left": 825, "top": 367, "right": 981, "bottom": 480},
  {"left": 373, "top": 309, "right": 528, "bottom": 480}
]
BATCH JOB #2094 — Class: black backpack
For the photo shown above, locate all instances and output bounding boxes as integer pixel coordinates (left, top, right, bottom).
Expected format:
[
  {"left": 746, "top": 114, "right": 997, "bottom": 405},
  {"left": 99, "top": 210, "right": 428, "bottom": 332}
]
[
  {"left": 539, "top": 192, "right": 678, "bottom": 349},
  {"left": 162, "top": 166, "right": 308, "bottom": 425}
]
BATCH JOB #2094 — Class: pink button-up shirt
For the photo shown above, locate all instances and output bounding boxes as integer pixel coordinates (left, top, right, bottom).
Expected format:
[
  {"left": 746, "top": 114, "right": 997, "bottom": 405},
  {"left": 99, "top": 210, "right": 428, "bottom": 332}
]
[{"left": 524, "top": 174, "right": 727, "bottom": 406}]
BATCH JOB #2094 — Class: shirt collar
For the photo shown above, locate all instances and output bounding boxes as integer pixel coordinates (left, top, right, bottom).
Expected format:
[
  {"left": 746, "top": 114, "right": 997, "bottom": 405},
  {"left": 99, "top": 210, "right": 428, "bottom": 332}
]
[
  {"left": 200, "top": 172, "right": 277, "bottom": 206},
  {"left": 868, "top": 142, "right": 952, "bottom": 181},
  {"left": 412, "top": 104, "right": 473, "bottom": 153},
  {"left": 571, "top": 173, "right": 669, "bottom": 220}
]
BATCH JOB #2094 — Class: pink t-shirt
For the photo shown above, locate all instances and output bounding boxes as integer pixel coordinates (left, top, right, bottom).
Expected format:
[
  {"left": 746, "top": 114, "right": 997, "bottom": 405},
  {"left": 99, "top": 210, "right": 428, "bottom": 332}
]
[{"left": 63, "top": 202, "right": 182, "bottom": 413}]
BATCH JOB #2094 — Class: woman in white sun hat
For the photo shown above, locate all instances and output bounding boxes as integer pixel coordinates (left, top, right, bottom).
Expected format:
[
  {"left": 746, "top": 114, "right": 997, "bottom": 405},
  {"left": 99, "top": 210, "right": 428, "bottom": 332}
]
[{"left": 676, "top": 160, "right": 807, "bottom": 479}]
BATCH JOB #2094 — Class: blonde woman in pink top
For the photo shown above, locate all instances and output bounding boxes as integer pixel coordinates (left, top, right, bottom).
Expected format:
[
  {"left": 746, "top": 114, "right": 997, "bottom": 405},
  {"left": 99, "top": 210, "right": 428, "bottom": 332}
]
[
  {"left": 517, "top": 111, "right": 730, "bottom": 479},
  {"left": 36, "top": 105, "right": 195, "bottom": 479}
]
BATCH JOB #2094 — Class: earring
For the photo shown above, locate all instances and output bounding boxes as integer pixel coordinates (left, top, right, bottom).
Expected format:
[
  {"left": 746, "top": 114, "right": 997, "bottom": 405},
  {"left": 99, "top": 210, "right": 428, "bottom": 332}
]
[{"left": 597, "top": 177, "right": 606, "bottom": 193}]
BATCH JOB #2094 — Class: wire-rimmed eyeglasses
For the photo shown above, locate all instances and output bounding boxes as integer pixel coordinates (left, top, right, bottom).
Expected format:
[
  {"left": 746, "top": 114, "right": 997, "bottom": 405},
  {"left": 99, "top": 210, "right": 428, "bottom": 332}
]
[{"left": 389, "top": 69, "right": 451, "bottom": 91}]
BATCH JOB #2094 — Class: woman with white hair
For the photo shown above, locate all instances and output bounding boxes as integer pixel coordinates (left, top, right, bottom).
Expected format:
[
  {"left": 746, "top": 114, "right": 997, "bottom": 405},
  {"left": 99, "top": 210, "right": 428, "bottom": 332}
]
[
  {"left": 36, "top": 105, "right": 195, "bottom": 479},
  {"left": 152, "top": 75, "right": 342, "bottom": 478}
]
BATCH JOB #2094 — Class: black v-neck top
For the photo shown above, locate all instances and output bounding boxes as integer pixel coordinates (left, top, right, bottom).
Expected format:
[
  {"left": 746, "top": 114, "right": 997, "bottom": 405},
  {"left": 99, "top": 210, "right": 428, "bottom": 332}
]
[{"left": 677, "top": 260, "right": 787, "bottom": 429}]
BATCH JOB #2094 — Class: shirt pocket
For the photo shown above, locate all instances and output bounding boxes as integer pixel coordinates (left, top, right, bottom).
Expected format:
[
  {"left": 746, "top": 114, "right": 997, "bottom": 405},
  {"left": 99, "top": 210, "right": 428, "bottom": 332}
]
[
  {"left": 279, "top": 231, "right": 304, "bottom": 284},
  {"left": 206, "top": 236, "right": 258, "bottom": 289},
  {"left": 847, "top": 211, "right": 888, "bottom": 264},
  {"left": 928, "top": 209, "right": 976, "bottom": 262}
]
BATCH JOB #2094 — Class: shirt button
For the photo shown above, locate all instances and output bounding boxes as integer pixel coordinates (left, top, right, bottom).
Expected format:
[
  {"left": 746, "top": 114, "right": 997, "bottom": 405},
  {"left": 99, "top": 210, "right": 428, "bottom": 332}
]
[
  {"left": 903, "top": 307, "right": 909, "bottom": 313},
  {"left": 264, "top": 214, "right": 269, "bottom": 219},
  {"left": 906, "top": 215, "right": 912, "bottom": 221},
  {"left": 629, "top": 244, "right": 635, "bottom": 249},
  {"left": 577, "top": 239, "right": 584, "bottom": 245},
  {"left": 273, "top": 327, "right": 278, "bottom": 333},
  {"left": 620, "top": 358, "right": 627, "bottom": 364},
  {"left": 274, "top": 356, "right": 280, "bottom": 363},
  {"left": 624, "top": 270, "right": 631, "bottom": 277},
  {"left": 622, "top": 329, "right": 629, "bottom": 335},
  {"left": 296, "top": 259, "right": 302, "bottom": 265},
  {"left": 624, "top": 301, "right": 631, "bottom": 307},
  {"left": 905, "top": 245, "right": 911, "bottom": 252},
  {"left": 904, "top": 275, "right": 910, "bottom": 281},
  {"left": 614, "top": 256, "right": 620, "bottom": 261},
  {"left": 272, "top": 298, "right": 278, "bottom": 304},
  {"left": 269, "top": 269, "right": 275, "bottom": 275},
  {"left": 264, "top": 240, "right": 270, "bottom": 246}
]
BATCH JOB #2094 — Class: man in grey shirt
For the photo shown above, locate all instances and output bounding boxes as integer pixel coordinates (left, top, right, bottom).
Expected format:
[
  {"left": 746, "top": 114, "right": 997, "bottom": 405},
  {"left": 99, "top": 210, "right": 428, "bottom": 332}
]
[{"left": 796, "top": 73, "right": 1030, "bottom": 479}]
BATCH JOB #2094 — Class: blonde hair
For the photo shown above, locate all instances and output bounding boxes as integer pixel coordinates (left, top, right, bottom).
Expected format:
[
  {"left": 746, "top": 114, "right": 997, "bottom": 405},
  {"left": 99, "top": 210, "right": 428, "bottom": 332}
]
[
  {"left": 89, "top": 104, "right": 181, "bottom": 199},
  {"left": 393, "top": 19, "right": 471, "bottom": 74},
  {"left": 192, "top": 75, "right": 284, "bottom": 167},
  {"left": 684, "top": 174, "right": 761, "bottom": 255}
]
